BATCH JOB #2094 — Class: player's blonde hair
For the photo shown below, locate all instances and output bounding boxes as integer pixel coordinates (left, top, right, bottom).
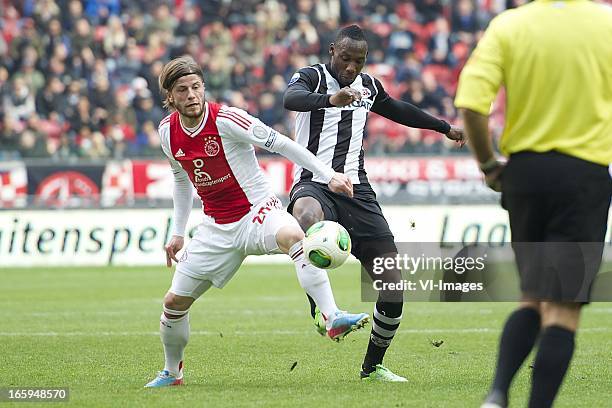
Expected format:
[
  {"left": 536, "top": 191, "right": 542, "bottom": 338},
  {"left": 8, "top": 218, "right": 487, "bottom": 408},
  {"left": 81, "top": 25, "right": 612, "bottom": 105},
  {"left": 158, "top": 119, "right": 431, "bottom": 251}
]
[{"left": 158, "top": 55, "right": 205, "bottom": 110}]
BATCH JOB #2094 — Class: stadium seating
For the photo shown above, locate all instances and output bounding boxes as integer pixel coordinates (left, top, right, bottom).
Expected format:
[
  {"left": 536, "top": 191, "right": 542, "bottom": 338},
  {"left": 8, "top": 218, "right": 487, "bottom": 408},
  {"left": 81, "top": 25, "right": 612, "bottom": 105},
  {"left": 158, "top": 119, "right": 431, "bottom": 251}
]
[{"left": 0, "top": 0, "right": 510, "bottom": 160}]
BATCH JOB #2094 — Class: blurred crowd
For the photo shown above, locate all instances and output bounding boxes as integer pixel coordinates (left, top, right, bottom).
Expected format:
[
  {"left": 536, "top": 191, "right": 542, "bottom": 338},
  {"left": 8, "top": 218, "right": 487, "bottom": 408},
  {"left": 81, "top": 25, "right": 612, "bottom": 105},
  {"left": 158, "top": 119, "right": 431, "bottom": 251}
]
[{"left": 1, "top": 0, "right": 531, "bottom": 160}]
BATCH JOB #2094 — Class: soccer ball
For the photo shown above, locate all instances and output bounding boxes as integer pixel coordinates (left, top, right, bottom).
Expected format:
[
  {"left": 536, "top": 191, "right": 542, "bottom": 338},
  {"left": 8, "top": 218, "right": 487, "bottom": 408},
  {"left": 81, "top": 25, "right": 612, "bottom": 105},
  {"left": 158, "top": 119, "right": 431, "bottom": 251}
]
[{"left": 303, "top": 221, "right": 351, "bottom": 269}]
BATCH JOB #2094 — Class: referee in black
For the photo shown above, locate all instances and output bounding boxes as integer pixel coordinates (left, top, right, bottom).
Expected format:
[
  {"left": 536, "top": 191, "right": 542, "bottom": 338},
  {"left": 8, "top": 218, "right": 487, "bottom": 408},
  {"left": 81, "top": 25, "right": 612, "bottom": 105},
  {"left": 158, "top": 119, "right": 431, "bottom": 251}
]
[
  {"left": 455, "top": 1, "right": 612, "bottom": 407},
  {"left": 284, "top": 24, "right": 465, "bottom": 381}
]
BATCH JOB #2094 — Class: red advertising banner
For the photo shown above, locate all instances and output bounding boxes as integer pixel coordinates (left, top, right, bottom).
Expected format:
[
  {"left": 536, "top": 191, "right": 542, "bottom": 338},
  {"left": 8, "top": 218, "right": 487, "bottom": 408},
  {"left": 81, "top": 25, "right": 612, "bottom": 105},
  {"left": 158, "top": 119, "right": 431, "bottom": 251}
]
[{"left": 0, "top": 157, "right": 497, "bottom": 209}]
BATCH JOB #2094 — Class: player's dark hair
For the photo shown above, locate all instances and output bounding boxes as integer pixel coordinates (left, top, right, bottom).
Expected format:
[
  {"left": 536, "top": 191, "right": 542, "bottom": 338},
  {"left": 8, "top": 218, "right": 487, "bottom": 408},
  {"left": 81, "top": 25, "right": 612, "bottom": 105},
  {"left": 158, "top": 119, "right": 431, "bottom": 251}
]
[
  {"left": 158, "top": 55, "right": 205, "bottom": 110},
  {"left": 335, "top": 24, "right": 367, "bottom": 44}
]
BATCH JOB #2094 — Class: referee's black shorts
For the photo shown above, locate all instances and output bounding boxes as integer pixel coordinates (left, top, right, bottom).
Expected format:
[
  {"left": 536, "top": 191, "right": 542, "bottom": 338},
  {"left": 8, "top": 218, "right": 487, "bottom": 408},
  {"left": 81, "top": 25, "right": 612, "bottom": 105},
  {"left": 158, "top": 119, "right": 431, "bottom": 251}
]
[
  {"left": 501, "top": 151, "right": 611, "bottom": 302},
  {"left": 287, "top": 181, "right": 397, "bottom": 263}
]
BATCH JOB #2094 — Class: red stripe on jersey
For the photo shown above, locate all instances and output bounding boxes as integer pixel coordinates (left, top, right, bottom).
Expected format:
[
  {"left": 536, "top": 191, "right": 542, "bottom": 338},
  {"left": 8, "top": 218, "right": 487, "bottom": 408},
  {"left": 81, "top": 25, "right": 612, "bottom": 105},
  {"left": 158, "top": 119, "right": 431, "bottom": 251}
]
[
  {"left": 218, "top": 113, "right": 249, "bottom": 130},
  {"left": 219, "top": 109, "right": 251, "bottom": 128},
  {"left": 160, "top": 115, "right": 171, "bottom": 126},
  {"left": 218, "top": 110, "right": 251, "bottom": 128}
]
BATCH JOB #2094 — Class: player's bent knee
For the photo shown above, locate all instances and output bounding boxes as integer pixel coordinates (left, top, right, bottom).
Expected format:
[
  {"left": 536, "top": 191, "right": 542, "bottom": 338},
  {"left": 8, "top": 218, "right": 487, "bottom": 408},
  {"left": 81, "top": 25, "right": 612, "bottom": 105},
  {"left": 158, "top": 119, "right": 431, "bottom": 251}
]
[
  {"left": 292, "top": 197, "right": 324, "bottom": 231},
  {"left": 275, "top": 225, "right": 304, "bottom": 254},
  {"left": 163, "top": 292, "right": 194, "bottom": 316},
  {"left": 284, "top": 225, "right": 305, "bottom": 245}
]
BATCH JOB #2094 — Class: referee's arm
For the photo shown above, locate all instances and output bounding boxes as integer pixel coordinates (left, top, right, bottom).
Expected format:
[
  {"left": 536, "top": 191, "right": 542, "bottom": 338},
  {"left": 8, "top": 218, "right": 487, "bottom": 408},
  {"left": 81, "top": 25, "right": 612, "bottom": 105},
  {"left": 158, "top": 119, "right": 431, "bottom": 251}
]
[{"left": 455, "top": 16, "right": 505, "bottom": 190}]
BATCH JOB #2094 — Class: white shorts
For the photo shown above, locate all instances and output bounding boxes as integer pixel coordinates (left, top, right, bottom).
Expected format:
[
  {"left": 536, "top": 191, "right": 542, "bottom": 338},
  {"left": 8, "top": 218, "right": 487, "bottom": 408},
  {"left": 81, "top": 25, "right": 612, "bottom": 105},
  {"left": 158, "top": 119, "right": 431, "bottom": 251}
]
[{"left": 170, "top": 196, "right": 299, "bottom": 294}]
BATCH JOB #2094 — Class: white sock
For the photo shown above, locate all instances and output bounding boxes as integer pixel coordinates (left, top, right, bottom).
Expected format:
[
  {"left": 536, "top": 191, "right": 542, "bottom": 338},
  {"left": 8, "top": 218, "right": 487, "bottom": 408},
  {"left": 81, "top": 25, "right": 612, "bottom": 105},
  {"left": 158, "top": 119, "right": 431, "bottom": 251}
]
[
  {"left": 289, "top": 241, "right": 339, "bottom": 326},
  {"left": 160, "top": 311, "right": 189, "bottom": 377}
]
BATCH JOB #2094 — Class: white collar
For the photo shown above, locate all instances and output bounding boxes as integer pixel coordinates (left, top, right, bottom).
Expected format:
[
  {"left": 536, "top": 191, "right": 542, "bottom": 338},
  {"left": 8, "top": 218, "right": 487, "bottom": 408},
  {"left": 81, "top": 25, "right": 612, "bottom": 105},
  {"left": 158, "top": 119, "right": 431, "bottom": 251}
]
[{"left": 179, "top": 102, "right": 208, "bottom": 137}]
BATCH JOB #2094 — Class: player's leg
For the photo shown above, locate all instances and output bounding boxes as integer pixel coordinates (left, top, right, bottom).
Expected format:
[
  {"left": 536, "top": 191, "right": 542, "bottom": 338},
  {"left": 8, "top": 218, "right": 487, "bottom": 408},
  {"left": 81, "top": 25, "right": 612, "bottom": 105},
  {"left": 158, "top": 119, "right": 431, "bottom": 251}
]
[
  {"left": 145, "top": 273, "right": 212, "bottom": 388},
  {"left": 291, "top": 195, "right": 326, "bottom": 319},
  {"left": 321, "top": 186, "right": 407, "bottom": 380},
  {"left": 289, "top": 184, "right": 338, "bottom": 325},
  {"left": 275, "top": 223, "right": 339, "bottom": 320},
  {"left": 355, "top": 239, "right": 407, "bottom": 382},
  {"left": 291, "top": 196, "right": 325, "bottom": 232},
  {"left": 252, "top": 197, "right": 369, "bottom": 341},
  {"left": 275, "top": 222, "right": 368, "bottom": 341},
  {"left": 146, "top": 222, "right": 246, "bottom": 388}
]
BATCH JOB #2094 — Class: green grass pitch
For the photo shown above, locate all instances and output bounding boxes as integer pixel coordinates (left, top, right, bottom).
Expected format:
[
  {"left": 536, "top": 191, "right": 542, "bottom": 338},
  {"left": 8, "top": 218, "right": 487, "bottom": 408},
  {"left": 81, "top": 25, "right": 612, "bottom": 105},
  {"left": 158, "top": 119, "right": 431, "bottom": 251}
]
[{"left": 1, "top": 264, "right": 610, "bottom": 407}]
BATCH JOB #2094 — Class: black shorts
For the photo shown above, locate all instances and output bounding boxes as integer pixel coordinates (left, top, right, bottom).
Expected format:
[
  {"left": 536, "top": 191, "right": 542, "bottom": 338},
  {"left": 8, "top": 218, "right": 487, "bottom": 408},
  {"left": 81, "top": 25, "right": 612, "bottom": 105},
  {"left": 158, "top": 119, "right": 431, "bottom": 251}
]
[
  {"left": 287, "top": 181, "right": 396, "bottom": 263},
  {"left": 501, "top": 151, "right": 611, "bottom": 301}
]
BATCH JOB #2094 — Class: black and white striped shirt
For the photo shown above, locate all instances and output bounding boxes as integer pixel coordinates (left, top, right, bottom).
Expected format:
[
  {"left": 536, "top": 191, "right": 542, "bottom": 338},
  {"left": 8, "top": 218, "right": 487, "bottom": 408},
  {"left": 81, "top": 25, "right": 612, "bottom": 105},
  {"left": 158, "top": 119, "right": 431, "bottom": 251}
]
[{"left": 285, "top": 63, "right": 451, "bottom": 186}]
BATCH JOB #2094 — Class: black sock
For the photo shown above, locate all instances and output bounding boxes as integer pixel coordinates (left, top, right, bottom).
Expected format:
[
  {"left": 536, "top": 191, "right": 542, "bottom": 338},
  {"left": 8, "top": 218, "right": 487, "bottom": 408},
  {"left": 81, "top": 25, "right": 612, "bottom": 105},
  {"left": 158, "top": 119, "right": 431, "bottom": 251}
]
[
  {"left": 529, "top": 326, "right": 575, "bottom": 408},
  {"left": 362, "top": 301, "right": 403, "bottom": 374},
  {"left": 491, "top": 307, "right": 541, "bottom": 396},
  {"left": 306, "top": 294, "right": 317, "bottom": 319}
]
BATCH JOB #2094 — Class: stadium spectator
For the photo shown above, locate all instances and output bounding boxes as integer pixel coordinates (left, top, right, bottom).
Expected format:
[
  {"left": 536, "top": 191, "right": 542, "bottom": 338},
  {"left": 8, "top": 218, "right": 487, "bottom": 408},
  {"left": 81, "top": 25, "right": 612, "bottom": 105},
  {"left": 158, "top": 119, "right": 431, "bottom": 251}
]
[
  {"left": 33, "top": 0, "right": 61, "bottom": 28},
  {"left": 3, "top": 76, "right": 36, "bottom": 122},
  {"left": 79, "top": 128, "right": 110, "bottom": 158},
  {"left": 1, "top": 115, "right": 21, "bottom": 154},
  {"left": 19, "top": 127, "right": 51, "bottom": 158},
  {"left": 452, "top": 0, "right": 480, "bottom": 35},
  {"left": 175, "top": 5, "right": 202, "bottom": 39}
]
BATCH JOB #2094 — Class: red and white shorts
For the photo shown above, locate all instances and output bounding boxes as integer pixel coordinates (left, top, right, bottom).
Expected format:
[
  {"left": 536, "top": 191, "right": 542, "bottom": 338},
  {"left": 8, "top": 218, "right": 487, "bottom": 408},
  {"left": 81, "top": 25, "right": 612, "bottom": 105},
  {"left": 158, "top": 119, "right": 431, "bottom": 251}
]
[{"left": 170, "top": 196, "right": 299, "bottom": 296}]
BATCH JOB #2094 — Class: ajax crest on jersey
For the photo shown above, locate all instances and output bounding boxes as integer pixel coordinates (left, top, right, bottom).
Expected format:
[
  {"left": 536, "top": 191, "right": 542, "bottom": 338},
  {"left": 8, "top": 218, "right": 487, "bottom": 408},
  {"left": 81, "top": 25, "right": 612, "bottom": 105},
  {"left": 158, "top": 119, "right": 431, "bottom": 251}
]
[
  {"left": 204, "top": 138, "right": 220, "bottom": 156},
  {"left": 303, "top": 221, "right": 351, "bottom": 269}
]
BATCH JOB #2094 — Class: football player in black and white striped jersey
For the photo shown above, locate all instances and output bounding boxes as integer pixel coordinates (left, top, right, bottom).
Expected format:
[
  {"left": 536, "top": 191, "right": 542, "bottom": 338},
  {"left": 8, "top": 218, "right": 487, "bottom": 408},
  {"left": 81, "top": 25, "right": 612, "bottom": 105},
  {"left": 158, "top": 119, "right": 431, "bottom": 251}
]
[{"left": 284, "top": 24, "right": 465, "bottom": 382}]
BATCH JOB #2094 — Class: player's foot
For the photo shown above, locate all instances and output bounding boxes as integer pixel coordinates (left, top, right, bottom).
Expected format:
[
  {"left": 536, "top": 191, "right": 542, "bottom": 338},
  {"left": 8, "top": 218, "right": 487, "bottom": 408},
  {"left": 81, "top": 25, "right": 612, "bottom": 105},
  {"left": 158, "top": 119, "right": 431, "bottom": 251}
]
[
  {"left": 480, "top": 390, "right": 508, "bottom": 408},
  {"left": 144, "top": 370, "right": 184, "bottom": 388},
  {"left": 313, "top": 307, "right": 327, "bottom": 337},
  {"left": 326, "top": 310, "right": 370, "bottom": 342},
  {"left": 360, "top": 364, "right": 408, "bottom": 382}
]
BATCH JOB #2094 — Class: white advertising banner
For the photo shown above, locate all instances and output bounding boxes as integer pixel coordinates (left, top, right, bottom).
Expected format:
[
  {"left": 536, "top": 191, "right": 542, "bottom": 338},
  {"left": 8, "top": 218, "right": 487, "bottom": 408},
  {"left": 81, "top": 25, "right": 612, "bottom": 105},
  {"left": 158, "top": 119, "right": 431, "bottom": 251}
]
[{"left": 0, "top": 206, "right": 609, "bottom": 267}]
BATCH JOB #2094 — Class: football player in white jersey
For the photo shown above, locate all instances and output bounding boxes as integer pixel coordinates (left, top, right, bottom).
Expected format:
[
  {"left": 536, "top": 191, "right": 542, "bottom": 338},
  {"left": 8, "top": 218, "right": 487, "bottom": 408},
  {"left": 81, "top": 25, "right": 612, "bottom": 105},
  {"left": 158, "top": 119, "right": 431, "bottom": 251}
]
[{"left": 145, "top": 56, "right": 370, "bottom": 388}]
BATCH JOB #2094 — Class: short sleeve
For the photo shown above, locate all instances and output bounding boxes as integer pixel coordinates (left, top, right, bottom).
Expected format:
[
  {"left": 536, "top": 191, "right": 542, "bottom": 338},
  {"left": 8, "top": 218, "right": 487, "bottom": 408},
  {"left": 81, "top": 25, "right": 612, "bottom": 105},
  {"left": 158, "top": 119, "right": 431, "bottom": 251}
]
[
  {"left": 287, "top": 66, "right": 321, "bottom": 92},
  {"left": 371, "top": 76, "right": 390, "bottom": 107},
  {"left": 454, "top": 15, "right": 505, "bottom": 115}
]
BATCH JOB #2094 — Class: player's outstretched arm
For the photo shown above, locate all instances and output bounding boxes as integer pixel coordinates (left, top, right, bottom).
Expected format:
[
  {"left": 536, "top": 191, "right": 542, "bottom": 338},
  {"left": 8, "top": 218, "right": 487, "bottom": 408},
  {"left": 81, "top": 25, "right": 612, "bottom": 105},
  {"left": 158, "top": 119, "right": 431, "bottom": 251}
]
[
  {"left": 217, "top": 106, "right": 353, "bottom": 197},
  {"left": 370, "top": 78, "right": 465, "bottom": 146}
]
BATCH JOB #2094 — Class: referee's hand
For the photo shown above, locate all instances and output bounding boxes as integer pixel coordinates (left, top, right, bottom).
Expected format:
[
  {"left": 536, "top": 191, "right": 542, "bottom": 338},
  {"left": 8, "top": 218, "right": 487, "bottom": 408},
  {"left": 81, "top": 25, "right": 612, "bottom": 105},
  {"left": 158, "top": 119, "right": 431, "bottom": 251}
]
[
  {"left": 328, "top": 172, "right": 354, "bottom": 197},
  {"left": 330, "top": 87, "right": 362, "bottom": 107},
  {"left": 165, "top": 235, "right": 184, "bottom": 267},
  {"left": 484, "top": 164, "right": 504, "bottom": 192}
]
